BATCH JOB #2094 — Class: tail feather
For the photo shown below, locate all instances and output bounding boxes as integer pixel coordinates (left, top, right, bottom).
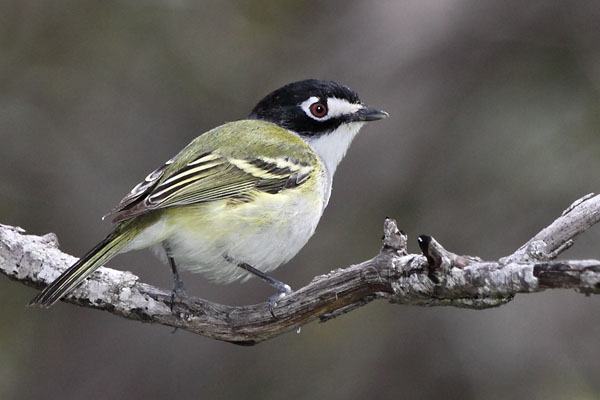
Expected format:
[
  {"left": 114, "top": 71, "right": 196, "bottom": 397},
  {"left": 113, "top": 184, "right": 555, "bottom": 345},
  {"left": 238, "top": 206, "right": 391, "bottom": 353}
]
[{"left": 29, "top": 226, "right": 135, "bottom": 308}]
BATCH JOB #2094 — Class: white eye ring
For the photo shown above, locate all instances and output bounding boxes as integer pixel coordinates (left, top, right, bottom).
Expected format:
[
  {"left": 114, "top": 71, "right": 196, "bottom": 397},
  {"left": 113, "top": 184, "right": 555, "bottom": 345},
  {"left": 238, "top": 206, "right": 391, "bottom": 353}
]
[
  {"left": 301, "top": 96, "right": 326, "bottom": 120},
  {"left": 301, "top": 96, "right": 364, "bottom": 121},
  {"left": 309, "top": 102, "right": 328, "bottom": 118}
]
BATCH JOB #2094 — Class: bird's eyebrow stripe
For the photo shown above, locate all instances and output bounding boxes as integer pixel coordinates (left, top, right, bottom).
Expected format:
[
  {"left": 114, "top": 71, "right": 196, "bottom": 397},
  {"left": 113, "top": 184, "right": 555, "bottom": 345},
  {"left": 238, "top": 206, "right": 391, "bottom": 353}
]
[{"left": 325, "top": 98, "right": 363, "bottom": 118}]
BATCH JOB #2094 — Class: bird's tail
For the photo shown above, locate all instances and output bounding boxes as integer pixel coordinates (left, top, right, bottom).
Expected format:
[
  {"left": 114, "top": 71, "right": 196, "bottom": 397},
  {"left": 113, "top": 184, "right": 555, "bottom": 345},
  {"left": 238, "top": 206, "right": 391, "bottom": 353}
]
[{"left": 29, "top": 222, "right": 138, "bottom": 308}]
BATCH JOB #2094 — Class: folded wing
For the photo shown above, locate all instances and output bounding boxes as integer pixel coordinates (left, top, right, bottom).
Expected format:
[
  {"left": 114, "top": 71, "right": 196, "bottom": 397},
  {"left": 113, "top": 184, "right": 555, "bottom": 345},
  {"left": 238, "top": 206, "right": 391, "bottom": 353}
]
[{"left": 104, "top": 151, "right": 313, "bottom": 223}]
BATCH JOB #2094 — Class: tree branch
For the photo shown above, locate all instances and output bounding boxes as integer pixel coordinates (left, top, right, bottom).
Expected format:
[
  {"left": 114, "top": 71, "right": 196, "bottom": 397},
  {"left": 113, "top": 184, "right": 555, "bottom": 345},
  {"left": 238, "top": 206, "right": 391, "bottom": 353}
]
[{"left": 2, "top": 194, "right": 600, "bottom": 345}]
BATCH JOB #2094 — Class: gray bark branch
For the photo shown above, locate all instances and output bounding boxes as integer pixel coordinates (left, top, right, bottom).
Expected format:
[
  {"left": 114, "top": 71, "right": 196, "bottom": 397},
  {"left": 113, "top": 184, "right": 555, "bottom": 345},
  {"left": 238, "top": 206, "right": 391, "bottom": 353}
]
[{"left": 2, "top": 194, "right": 600, "bottom": 345}]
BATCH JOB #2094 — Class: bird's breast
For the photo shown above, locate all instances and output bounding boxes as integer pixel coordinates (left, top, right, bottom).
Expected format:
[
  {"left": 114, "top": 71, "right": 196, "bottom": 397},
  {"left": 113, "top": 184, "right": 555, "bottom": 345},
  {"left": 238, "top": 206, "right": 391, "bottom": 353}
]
[{"left": 159, "top": 172, "right": 328, "bottom": 283}]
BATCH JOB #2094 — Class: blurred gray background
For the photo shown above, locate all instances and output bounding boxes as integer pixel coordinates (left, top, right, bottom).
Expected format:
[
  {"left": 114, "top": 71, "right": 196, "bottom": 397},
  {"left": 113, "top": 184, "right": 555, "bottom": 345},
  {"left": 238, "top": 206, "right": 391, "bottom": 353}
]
[{"left": 2, "top": 1, "right": 600, "bottom": 399}]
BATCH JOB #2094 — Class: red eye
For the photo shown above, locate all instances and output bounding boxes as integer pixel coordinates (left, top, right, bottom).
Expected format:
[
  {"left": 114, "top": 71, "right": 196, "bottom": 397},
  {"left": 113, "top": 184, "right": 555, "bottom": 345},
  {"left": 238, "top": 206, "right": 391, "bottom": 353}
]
[{"left": 309, "top": 102, "right": 328, "bottom": 118}]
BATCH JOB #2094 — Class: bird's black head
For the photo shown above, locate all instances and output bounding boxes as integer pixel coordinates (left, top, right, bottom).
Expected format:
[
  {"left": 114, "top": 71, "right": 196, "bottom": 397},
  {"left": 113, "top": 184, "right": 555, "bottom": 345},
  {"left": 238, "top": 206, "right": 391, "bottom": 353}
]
[{"left": 248, "top": 79, "right": 388, "bottom": 137}]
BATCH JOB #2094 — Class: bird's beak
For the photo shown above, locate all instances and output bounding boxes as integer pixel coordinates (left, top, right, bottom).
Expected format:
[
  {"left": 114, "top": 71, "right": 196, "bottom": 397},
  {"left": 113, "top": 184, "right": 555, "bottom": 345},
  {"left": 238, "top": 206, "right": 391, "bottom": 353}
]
[{"left": 353, "top": 106, "right": 389, "bottom": 122}]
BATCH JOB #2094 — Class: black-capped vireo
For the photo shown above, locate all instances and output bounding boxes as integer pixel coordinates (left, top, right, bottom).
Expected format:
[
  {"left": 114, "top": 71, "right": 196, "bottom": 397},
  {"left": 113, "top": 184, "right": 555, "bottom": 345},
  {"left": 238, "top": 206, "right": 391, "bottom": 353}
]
[{"left": 29, "top": 79, "right": 388, "bottom": 312}]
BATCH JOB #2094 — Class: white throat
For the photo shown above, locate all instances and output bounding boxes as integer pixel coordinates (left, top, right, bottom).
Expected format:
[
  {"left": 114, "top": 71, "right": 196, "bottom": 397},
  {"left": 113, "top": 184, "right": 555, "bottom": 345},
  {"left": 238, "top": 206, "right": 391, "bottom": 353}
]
[{"left": 304, "top": 121, "right": 365, "bottom": 178}]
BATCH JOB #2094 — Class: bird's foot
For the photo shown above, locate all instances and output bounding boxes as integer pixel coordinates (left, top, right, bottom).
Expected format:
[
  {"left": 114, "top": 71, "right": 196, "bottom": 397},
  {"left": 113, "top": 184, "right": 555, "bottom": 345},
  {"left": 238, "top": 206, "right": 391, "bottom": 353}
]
[
  {"left": 170, "top": 279, "right": 188, "bottom": 311},
  {"left": 223, "top": 255, "right": 293, "bottom": 318},
  {"left": 268, "top": 282, "right": 293, "bottom": 318}
]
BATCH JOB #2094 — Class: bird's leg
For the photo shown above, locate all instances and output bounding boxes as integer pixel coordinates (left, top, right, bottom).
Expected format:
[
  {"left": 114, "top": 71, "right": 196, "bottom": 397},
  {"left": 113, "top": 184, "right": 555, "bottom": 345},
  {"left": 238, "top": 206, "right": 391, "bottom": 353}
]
[
  {"left": 224, "top": 255, "right": 292, "bottom": 318},
  {"left": 238, "top": 262, "right": 293, "bottom": 318},
  {"left": 168, "top": 256, "right": 187, "bottom": 310}
]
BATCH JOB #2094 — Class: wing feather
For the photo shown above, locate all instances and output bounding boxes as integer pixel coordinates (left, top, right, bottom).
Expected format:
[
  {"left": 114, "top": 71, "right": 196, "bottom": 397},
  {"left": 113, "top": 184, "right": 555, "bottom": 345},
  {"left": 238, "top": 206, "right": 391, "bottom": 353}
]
[
  {"left": 104, "top": 120, "right": 319, "bottom": 223},
  {"left": 107, "top": 153, "right": 313, "bottom": 223}
]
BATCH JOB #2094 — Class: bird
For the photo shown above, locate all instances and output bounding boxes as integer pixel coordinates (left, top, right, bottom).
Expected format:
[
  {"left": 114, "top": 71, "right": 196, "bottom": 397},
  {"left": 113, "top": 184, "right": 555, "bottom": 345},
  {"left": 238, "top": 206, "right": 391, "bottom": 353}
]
[{"left": 29, "top": 79, "right": 388, "bottom": 312}]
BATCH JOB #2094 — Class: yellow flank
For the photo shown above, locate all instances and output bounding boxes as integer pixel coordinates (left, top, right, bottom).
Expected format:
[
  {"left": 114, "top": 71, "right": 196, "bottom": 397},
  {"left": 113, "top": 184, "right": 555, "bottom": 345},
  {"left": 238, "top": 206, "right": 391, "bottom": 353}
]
[{"left": 158, "top": 171, "right": 325, "bottom": 281}]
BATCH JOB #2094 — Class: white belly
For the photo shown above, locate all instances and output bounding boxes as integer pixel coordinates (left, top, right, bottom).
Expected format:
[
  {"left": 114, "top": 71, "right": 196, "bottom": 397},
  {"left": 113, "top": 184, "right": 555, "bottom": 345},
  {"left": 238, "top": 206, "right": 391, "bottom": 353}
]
[{"left": 128, "top": 183, "right": 327, "bottom": 284}]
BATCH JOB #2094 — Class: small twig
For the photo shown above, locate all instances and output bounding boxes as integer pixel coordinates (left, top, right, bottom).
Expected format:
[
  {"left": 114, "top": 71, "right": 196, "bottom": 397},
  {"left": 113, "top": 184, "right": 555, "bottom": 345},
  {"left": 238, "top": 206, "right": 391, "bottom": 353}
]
[{"left": 501, "top": 193, "right": 600, "bottom": 263}]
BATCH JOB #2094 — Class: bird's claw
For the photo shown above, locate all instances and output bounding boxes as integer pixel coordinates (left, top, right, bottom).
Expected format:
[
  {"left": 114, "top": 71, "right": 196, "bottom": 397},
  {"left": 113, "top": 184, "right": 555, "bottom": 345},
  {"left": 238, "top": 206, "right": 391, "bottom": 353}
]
[
  {"left": 170, "top": 279, "right": 188, "bottom": 311},
  {"left": 268, "top": 283, "right": 292, "bottom": 318}
]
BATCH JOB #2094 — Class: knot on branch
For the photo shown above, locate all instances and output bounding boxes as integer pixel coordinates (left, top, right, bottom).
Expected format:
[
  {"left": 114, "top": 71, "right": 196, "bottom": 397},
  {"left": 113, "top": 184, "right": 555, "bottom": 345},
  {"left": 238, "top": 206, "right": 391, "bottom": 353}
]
[
  {"left": 388, "top": 232, "right": 513, "bottom": 309},
  {"left": 381, "top": 217, "right": 407, "bottom": 255},
  {"left": 416, "top": 235, "right": 482, "bottom": 281}
]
